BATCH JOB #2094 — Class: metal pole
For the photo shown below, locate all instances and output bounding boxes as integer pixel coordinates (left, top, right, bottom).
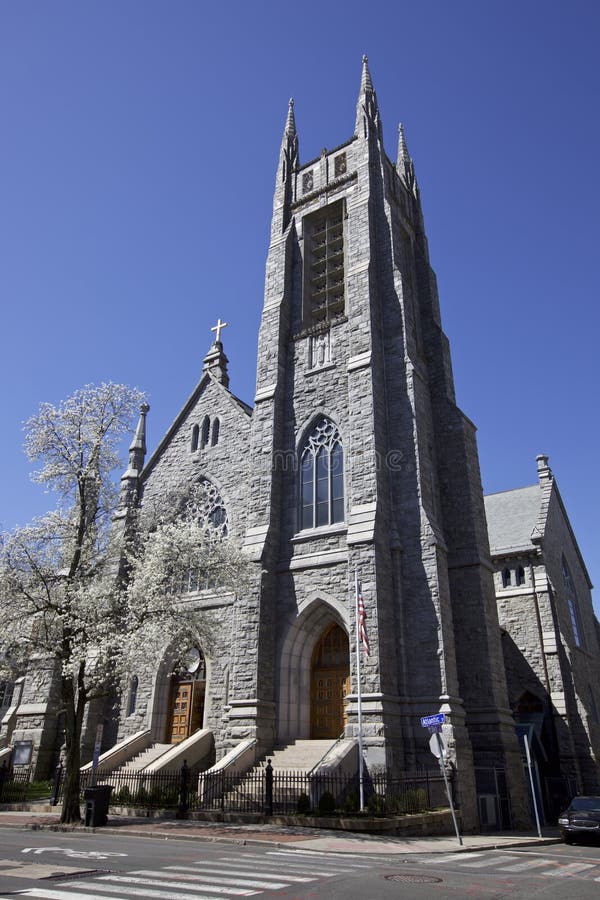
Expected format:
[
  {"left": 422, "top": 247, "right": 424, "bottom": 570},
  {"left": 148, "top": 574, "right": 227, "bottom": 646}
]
[
  {"left": 523, "top": 732, "right": 542, "bottom": 837},
  {"left": 355, "top": 567, "right": 365, "bottom": 812},
  {"left": 435, "top": 733, "right": 462, "bottom": 846}
]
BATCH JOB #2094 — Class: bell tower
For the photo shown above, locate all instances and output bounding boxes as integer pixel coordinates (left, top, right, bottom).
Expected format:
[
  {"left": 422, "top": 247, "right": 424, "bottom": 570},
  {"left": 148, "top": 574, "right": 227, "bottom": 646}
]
[{"left": 240, "top": 57, "right": 529, "bottom": 830}]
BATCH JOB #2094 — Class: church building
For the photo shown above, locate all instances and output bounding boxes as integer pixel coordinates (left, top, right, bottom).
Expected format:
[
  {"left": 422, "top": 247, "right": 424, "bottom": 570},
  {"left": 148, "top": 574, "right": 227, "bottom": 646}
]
[{"left": 2, "top": 58, "right": 598, "bottom": 831}]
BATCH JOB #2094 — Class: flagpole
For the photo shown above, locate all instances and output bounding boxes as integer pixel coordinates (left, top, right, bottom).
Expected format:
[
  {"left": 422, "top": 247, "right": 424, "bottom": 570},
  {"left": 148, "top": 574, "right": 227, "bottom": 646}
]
[{"left": 355, "top": 567, "right": 365, "bottom": 812}]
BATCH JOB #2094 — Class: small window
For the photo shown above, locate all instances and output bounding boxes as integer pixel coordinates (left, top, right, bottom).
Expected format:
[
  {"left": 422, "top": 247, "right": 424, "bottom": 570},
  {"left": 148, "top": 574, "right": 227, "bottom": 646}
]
[
  {"left": 334, "top": 153, "right": 347, "bottom": 177},
  {"left": 201, "top": 416, "right": 210, "bottom": 449},
  {"left": 562, "top": 556, "right": 584, "bottom": 648},
  {"left": 211, "top": 418, "right": 220, "bottom": 446},
  {"left": 0, "top": 680, "right": 14, "bottom": 710},
  {"left": 190, "top": 424, "right": 199, "bottom": 453},
  {"left": 127, "top": 676, "right": 138, "bottom": 716},
  {"left": 502, "top": 568, "right": 512, "bottom": 588},
  {"left": 516, "top": 566, "right": 525, "bottom": 586}
]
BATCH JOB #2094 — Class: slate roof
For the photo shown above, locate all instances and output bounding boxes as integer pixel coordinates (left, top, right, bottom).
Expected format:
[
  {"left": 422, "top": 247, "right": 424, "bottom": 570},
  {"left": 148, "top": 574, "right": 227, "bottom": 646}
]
[{"left": 484, "top": 484, "right": 543, "bottom": 556}]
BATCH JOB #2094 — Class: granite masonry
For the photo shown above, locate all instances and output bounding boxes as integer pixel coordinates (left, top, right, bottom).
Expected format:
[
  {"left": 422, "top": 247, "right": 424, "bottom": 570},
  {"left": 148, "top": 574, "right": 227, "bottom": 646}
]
[{"left": 2, "top": 58, "right": 598, "bottom": 831}]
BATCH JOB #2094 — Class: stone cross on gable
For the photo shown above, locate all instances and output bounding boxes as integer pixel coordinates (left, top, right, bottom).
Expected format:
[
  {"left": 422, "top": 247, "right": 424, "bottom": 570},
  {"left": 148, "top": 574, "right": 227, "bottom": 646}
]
[{"left": 211, "top": 318, "right": 228, "bottom": 343}]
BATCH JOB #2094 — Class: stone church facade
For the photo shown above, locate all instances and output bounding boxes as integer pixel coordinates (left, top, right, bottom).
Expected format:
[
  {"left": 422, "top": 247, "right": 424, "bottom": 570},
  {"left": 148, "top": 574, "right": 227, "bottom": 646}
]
[{"left": 2, "top": 59, "right": 599, "bottom": 829}]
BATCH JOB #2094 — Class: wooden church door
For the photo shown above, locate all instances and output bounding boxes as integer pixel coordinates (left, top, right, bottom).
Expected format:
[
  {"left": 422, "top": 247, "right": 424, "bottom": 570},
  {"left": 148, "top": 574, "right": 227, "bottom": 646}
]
[
  {"left": 167, "top": 650, "right": 206, "bottom": 744},
  {"left": 310, "top": 623, "right": 350, "bottom": 739}
]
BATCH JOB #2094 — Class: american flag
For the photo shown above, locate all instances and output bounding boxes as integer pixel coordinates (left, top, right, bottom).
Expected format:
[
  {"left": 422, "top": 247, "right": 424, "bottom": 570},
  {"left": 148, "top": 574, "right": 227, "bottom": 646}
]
[{"left": 357, "top": 583, "right": 370, "bottom": 657}]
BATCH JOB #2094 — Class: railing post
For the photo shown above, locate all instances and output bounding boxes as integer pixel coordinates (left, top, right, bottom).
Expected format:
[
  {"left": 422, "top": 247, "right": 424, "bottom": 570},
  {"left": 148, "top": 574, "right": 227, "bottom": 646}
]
[
  {"left": 178, "top": 759, "right": 189, "bottom": 815},
  {"left": 51, "top": 762, "right": 63, "bottom": 807},
  {"left": 265, "top": 760, "right": 273, "bottom": 817}
]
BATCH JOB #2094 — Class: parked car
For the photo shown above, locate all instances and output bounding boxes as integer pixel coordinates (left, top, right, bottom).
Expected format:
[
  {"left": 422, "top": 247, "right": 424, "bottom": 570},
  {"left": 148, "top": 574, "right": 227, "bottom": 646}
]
[{"left": 558, "top": 796, "right": 600, "bottom": 844}]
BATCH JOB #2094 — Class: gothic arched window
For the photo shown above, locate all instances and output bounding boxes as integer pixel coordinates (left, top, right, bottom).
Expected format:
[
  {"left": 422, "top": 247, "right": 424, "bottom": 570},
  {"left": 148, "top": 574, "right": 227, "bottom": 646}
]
[
  {"left": 211, "top": 418, "right": 220, "bottom": 446},
  {"left": 502, "top": 567, "right": 512, "bottom": 588},
  {"left": 201, "top": 416, "right": 210, "bottom": 449},
  {"left": 190, "top": 424, "right": 199, "bottom": 453},
  {"left": 299, "top": 418, "right": 344, "bottom": 530},
  {"left": 127, "top": 675, "right": 138, "bottom": 716},
  {"left": 516, "top": 565, "right": 525, "bottom": 586},
  {"left": 562, "top": 555, "right": 584, "bottom": 648}
]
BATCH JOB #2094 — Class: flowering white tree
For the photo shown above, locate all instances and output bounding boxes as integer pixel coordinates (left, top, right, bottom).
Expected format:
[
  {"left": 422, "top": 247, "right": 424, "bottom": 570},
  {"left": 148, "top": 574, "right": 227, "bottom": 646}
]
[{"left": 0, "top": 384, "right": 250, "bottom": 823}]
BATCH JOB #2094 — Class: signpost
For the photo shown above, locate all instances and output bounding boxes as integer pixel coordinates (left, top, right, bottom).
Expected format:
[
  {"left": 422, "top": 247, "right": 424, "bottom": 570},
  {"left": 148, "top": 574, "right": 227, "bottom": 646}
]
[
  {"left": 420, "top": 713, "right": 462, "bottom": 846},
  {"left": 91, "top": 724, "right": 103, "bottom": 787}
]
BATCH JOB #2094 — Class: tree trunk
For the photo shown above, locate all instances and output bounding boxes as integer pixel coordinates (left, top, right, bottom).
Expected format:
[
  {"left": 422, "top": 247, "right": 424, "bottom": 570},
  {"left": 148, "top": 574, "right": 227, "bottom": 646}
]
[{"left": 60, "top": 675, "right": 85, "bottom": 824}]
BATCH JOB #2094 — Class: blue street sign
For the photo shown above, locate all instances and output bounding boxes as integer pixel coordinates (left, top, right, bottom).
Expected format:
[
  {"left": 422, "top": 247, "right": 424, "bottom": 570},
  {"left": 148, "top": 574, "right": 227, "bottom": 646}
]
[{"left": 420, "top": 713, "right": 446, "bottom": 728}]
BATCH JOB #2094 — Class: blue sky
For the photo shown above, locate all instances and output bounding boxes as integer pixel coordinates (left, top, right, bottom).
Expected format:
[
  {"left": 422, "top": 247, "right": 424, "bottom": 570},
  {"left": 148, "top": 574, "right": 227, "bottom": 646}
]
[{"left": 1, "top": 2, "right": 599, "bottom": 614}]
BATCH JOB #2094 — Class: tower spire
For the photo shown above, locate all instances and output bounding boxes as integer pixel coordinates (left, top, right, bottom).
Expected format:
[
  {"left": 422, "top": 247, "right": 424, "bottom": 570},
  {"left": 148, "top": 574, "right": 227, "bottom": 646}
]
[
  {"left": 355, "top": 54, "right": 380, "bottom": 138},
  {"left": 117, "top": 402, "right": 150, "bottom": 511},
  {"left": 284, "top": 97, "right": 296, "bottom": 138},
  {"left": 128, "top": 402, "right": 150, "bottom": 467},
  {"left": 396, "top": 122, "right": 416, "bottom": 193},
  {"left": 272, "top": 96, "right": 299, "bottom": 237},
  {"left": 203, "top": 327, "right": 230, "bottom": 388}
]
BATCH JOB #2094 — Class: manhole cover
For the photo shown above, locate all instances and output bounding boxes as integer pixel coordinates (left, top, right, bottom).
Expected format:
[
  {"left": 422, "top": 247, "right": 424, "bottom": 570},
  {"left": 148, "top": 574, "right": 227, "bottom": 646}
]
[{"left": 385, "top": 873, "right": 443, "bottom": 884}]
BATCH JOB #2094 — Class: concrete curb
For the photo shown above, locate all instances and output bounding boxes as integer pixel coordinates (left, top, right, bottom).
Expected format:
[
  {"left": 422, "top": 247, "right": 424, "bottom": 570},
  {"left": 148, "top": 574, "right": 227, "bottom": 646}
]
[{"left": 0, "top": 818, "right": 562, "bottom": 855}]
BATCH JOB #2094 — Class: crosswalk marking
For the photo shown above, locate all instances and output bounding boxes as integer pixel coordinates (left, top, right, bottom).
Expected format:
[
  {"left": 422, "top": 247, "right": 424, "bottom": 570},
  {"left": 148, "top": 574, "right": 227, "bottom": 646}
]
[
  {"left": 135, "top": 868, "right": 289, "bottom": 889},
  {"left": 263, "top": 849, "right": 371, "bottom": 865},
  {"left": 217, "top": 854, "right": 344, "bottom": 875},
  {"left": 59, "top": 883, "right": 220, "bottom": 900},
  {"left": 542, "top": 862, "right": 598, "bottom": 877},
  {"left": 12, "top": 891, "right": 130, "bottom": 900},
  {"left": 175, "top": 863, "right": 317, "bottom": 882},
  {"left": 423, "top": 852, "right": 489, "bottom": 864},
  {"left": 97, "top": 874, "right": 260, "bottom": 895},
  {"left": 498, "top": 857, "right": 556, "bottom": 872},
  {"left": 461, "top": 854, "right": 519, "bottom": 868}
]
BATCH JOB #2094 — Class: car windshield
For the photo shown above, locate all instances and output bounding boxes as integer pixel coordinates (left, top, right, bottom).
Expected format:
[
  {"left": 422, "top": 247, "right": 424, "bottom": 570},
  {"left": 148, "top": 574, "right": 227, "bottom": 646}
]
[{"left": 569, "top": 797, "right": 600, "bottom": 812}]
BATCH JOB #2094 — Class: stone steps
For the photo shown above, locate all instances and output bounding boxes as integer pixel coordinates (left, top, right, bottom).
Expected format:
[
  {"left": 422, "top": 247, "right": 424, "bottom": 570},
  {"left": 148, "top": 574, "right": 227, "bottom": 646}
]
[
  {"left": 114, "top": 742, "right": 171, "bottom": 774},
  {"left": 220, "top": 740, "right": 336, "bottom": 808}
]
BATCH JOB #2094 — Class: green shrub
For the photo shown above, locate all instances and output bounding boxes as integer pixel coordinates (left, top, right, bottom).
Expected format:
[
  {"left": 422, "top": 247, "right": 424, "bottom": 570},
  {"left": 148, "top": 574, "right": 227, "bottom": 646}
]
[
  {"left": 395, "top": 788, "right": 428, "bottom": 814},
  {"left": 318, "top": 791, "right": 336, "bottom": 815},
  {"left": 296, "top": 792, "right": 311, "bottom": 815},
  {"left": 112, "top": 785, "right": 132, "bottom": 805},
  {"left": 26, "top": 780, "right": 53, "bottom": 800},
  {"left": 132, "top": 786, "right": 149, "bottom": 806},
  {"left": 341, "top": 791, "right": 359, "bottom": 814},
  {"left": 366, "top": 792, "right": 386, "bottom": 815}
]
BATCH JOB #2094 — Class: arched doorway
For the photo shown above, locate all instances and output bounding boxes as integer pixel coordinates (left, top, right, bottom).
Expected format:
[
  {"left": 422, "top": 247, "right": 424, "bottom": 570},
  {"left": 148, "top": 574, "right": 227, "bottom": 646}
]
[
  {"left": 166, "top": 648, "right": 206, "bottom": 744},
  {"left": 310, "top": 623, "right": 350, "bottom": 738}
]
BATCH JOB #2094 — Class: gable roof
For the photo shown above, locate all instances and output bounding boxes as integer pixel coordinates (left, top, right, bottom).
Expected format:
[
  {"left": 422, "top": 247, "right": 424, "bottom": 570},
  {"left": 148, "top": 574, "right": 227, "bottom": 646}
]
[
  {"left": 141, "top": 371, "right": 252, "bottom": 481},
  {"left": 484, "top": 484, "right": 542, "bottom": 556}
]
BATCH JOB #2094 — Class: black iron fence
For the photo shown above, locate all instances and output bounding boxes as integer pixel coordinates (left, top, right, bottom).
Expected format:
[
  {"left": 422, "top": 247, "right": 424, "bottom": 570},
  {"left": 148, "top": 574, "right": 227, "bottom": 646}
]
[
  {"left": 47, "top": 762, "right": 448, "bottom": 816},
  {"left": 54, "top": 764, "right": 202, "bottom": 811},
  {"left": 0, "top": 765, "right": 38, "bottom": 803},
  {"left": 197, "top": 764, "right": 448, "bottom": 816}
]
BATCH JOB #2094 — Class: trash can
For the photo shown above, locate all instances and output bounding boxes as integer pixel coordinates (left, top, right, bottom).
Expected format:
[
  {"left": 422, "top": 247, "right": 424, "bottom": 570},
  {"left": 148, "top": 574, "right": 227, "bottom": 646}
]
[{"left": 83, "top": 784, "right": 113, "bottom": 827}]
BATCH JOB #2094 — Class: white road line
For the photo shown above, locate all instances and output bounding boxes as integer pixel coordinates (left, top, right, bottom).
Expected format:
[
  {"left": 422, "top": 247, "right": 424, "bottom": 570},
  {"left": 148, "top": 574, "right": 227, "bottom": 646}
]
[
  {"left": 498, "top": 857, "right": 556, "bottom": 872},
  {"left": 422, "top": 852, "right": 487, "bottom": 864},
  {"left": 542, "top": 862, "right": 598, "bottom": 877},
  {"left": 461, "top": 854, "right": 519, "bottom": 868},
  {"left": 16, "top": 891, "right": 130, "bottom": 900},
  {"left": 64, "top": 882, "right": 222, "bottom": 900},
  {"left": 135, "top": 868, "right": 288, "bottom": 889},
  {"left": 217, "top": 854, "right": 345, "bottom": 875},
  {"left": 97, "top": 875, "right": 259, "bottom": 895},
  {"left": 169, "top": 864, "right": 317, "bottom": 882},
  {"left": 264, "top": 850, "right": 370, "bottom": 865}
]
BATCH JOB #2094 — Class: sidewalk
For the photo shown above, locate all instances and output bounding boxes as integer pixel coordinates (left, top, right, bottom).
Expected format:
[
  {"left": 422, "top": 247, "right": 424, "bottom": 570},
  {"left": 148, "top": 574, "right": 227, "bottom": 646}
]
[{"left": 0, "top": 808, "right": 561, "bottom": 855}]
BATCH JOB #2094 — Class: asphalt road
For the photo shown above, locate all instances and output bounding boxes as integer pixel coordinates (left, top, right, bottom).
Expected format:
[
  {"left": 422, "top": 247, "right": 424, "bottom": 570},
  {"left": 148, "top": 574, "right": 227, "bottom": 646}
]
[{"left": 1, "top": 828, "right": 600, "bottom": 899}]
